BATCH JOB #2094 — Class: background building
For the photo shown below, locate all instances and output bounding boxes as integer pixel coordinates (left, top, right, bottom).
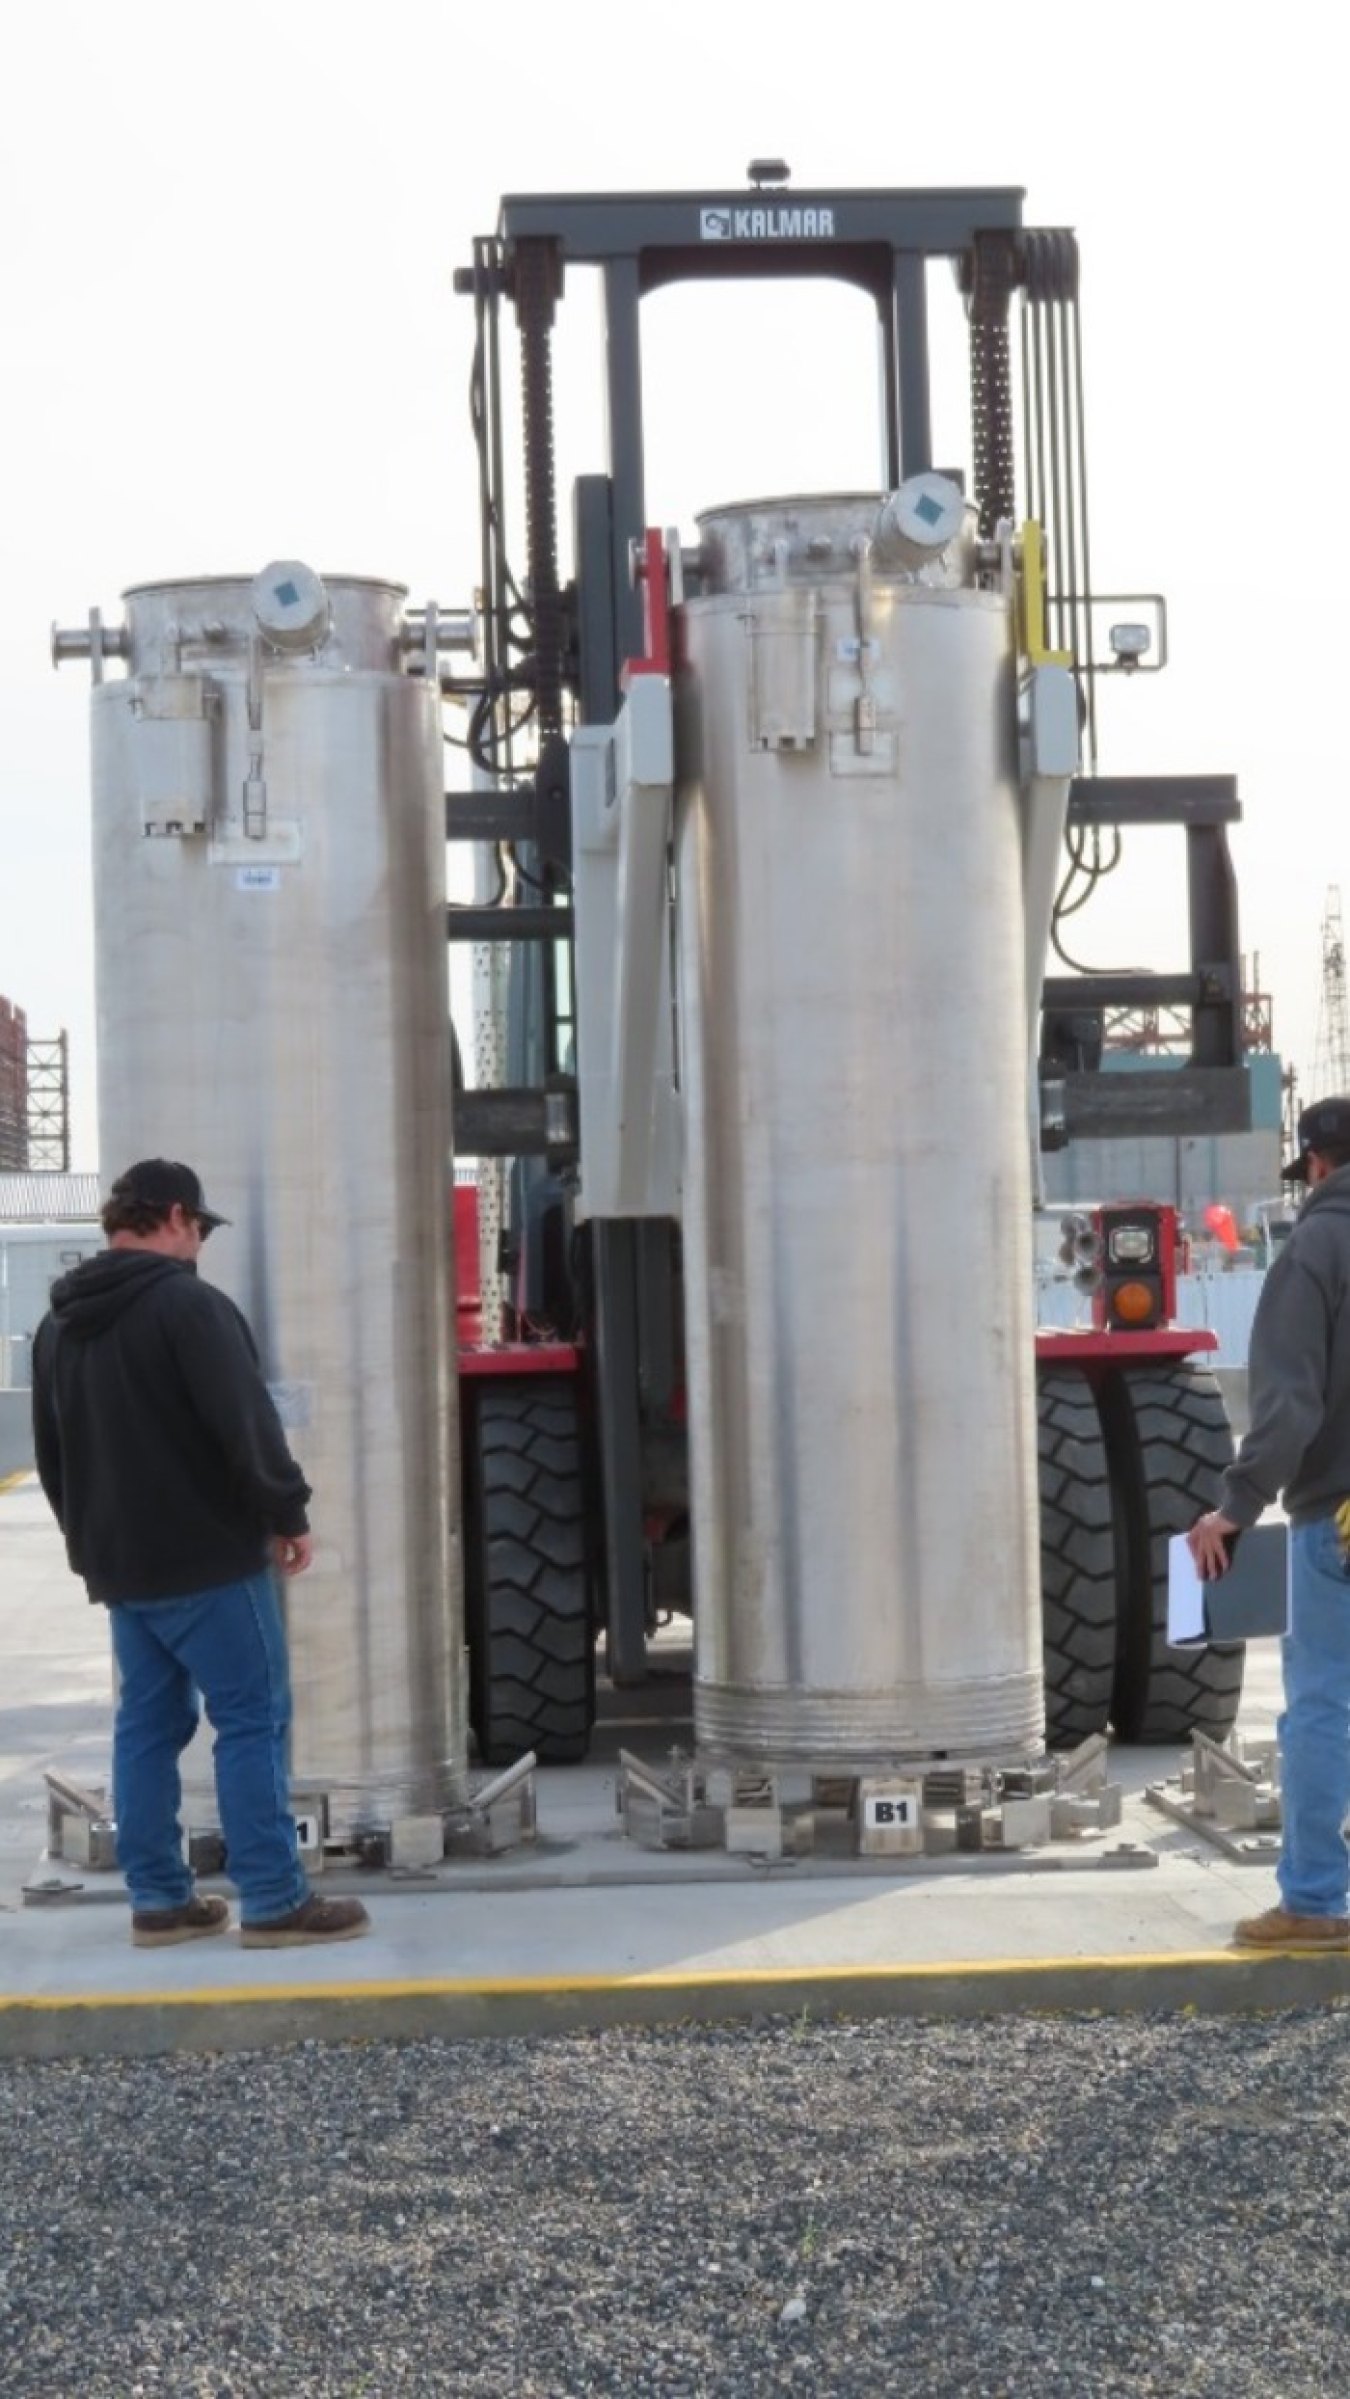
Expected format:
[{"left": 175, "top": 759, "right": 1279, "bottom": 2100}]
[
  {"left": 0, "top": 1171, "right": 102, "bottom": 1479},
  {"left": 0, "top": 997, "right": 26, "bottom": 1170}
]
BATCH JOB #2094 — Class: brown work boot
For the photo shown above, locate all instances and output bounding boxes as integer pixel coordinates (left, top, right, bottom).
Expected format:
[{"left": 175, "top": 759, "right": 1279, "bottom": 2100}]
[
  {"left": 240, "top": 1893, "right": 371, "bottom": 1949},
  {"left": 1233, "top": 1905, "right": 1350, "bottom": 1950},
  {"left": 131, "top": 1894, "right": 232, "bottom": 1948}
]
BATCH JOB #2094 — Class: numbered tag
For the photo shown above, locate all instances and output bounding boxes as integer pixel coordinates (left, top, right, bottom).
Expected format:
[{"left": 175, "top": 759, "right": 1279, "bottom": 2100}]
[{"left": 857, "top": 1778, "right": 924, "bottom": 1855}]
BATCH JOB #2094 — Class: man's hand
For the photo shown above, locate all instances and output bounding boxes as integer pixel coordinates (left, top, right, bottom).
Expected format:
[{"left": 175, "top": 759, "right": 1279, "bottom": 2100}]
[
  {"left": 1187, "top": 1510, "right": 1240, "bottom": 1580},
  {"left": 273, "top": 1533, "right": 314, "bottom": 1577}
]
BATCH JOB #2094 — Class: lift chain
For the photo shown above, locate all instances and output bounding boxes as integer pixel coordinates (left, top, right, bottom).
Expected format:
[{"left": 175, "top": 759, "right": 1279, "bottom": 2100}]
[
  {"left": 514, "top": 237, "right": 566, "bottom": 743},
  {"left": 1017, "top": 227, "right": 1094, "bottom": 754},
  {"left": 966, "top": 230, "right": 1018, "bottom": 542}
]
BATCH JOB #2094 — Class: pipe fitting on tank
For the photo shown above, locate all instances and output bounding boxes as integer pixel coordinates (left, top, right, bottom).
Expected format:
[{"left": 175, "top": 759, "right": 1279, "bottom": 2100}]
[
  {"left": 51, "top": 608, "right": 130, "bottom": 685},
  {"left": 242, "top": 633, "right": 269, "bottom": 840},
  {"left": 242, "top": 754, "right": 269, "bottom": 841},
  {"left": 871, "top": 472, "right": 967, "bottom": 573},
  {"left": 401, "top": 603, "right": 478, "bottom": 682}
]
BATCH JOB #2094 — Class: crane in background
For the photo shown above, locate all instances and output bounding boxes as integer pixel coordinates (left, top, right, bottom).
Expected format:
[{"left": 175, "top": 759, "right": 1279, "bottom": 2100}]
[{"left": 1313, "top": 887, "right": 1350, "bottom": 1099}]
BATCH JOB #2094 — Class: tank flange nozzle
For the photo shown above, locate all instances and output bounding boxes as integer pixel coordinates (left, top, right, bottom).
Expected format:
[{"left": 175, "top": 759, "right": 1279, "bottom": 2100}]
[{"left": 872, "top": 473, "right": 967, "bottom": 571}]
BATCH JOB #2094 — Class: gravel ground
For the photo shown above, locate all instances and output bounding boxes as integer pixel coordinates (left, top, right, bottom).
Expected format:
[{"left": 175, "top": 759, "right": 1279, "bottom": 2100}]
[{"left": 3, "top": 2005, "right": 1350, "bottom": 2397}]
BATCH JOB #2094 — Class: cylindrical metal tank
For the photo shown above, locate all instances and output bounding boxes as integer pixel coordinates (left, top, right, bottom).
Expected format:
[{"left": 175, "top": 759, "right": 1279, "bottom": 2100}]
[
  {"left": 675, "top": 493, "right": 1043, "bottom": 1768},
  {"left": 86, "top": 566, "right": 466, "bottom": 1829}
]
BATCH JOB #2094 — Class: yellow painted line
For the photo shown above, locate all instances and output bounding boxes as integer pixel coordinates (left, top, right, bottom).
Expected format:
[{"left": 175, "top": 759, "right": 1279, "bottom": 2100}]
[
  {"left": 0, "top": 1470, "right": 32, "bottom": 1494},
  {"left": 0, "top": 1947, "right": 1326, "bottom": 2015}
]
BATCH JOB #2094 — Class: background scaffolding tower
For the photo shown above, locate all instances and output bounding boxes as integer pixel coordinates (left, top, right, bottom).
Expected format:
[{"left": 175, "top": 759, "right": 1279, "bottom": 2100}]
[{"left": 24, "top": 1031, "right": 70, "bottom": 1172}]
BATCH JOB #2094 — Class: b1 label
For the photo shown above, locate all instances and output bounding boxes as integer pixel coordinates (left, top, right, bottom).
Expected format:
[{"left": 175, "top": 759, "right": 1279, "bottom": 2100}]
[{"left": 862, "top": 1792, "right": 918, "bottom": 1831}]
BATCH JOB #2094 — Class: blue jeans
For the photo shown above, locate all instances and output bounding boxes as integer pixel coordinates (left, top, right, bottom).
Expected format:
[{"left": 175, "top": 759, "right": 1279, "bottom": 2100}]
[
  {"left": 1278, "top": 1515, "right": 1350, "bottom": 1918},
  {"left": 109, "top": 1573, "right": 309, "bottom": 1925}
]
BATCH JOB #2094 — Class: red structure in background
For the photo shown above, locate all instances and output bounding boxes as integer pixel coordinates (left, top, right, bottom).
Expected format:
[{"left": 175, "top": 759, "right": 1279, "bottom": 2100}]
[
  {"left": 0, "top": 996, "right": 27, "bottom": 1170},
  {"left": 1102, "top": 956, "right": 1274, "bottom": 1057}
]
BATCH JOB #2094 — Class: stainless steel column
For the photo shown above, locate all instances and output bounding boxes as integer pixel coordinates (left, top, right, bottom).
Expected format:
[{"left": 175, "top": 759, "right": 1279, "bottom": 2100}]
[
  {"left": 87, "top": 567, "right": 466, "bottom": 1826},
  {"left": 675, "top": 495, "right": 1043, "bottom": 1767}
]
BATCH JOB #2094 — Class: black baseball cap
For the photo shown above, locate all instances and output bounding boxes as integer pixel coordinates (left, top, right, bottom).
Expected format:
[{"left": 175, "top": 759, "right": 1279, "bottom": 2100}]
[
  {"left": 1281, "top": 1096, "right": 1350, "bottom": 1185},
  {"left": 108, "top": 1158, "right": 230, "bottom": 1230}
]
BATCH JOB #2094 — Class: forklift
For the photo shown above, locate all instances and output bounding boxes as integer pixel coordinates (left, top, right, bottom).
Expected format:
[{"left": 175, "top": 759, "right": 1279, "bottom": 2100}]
[{"left": 439, "top": 166, "right": 1250, "bottom": 1769}]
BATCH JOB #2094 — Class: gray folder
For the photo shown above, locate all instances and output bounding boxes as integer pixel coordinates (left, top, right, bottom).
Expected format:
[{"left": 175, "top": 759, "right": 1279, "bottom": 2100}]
[{"left": 1167, "top": 1522, "right": 1289, "bottom": 1648}]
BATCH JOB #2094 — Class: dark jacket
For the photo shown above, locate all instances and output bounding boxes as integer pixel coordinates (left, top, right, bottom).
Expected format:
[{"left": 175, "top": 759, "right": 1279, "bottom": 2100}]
[
  {"left": 1219, "top": 1164, "right": 1350, "bottom": 1528},
  {"left": 30, "top": 1249, "right": 311, "bottom": 1605}
]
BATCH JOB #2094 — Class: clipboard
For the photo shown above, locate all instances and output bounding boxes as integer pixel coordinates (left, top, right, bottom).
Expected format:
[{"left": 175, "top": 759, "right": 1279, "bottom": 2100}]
[{"left": 1167, "top": 1524, "right": 1289, "bottom": 1647}]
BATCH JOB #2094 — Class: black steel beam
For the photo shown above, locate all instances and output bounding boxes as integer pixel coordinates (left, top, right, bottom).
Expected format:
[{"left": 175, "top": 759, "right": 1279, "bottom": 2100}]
[
  {"left": 1067, "top": 775, "right": 1240, "bottom": 827},
  {"left": 1044, "top": 973, "right": 1229, "bottom": 1012},
  {"left": 452, "top": 1086, "right": 577, "bottom": 1160},
  {"left": 573, "top": 474, "right": 620, "bottom": 722},
  {"left": 446, "top": 907, "right": 574, "bottom": 943},
  {"left": 497, "top": 187, "right": 1024, "bottom": 276},
  {"left": 1054, "top": 774, "right": 1246, "bottom": 1074},
  {"left": 1187, "top": 824, "right": 1244, "bottom": 1071},
  {"left": 893, "top": 249, "right": 931, "bottom": 479},
  {"left": 445, "top": 789, "right": 541, "bottom": 843},
  {"left": 1060, "top": 1066, "right": 1252, "bottom": 1139}
]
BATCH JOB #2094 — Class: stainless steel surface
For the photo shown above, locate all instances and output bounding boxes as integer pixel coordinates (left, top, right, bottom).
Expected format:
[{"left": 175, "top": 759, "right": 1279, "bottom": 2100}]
[
  {"left": 85, "top": 571, "right": 466, "bottom": 1826},
  {"left": 675, "top": 494, "right": 1043, "bottom": 1766}
]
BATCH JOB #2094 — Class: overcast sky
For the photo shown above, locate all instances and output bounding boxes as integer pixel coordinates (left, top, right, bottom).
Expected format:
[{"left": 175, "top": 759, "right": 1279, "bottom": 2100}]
[{"left": 2, "top": 1, "right": 1339, "bottom": 1171}]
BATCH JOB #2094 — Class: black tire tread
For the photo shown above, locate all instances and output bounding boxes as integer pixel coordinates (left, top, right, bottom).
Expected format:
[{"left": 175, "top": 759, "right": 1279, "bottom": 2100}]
[
  {"left": 1037, "top": 1368, "right": 1118, "bottom": 1749},
  {"left": 466, "top": 1380, "right": 596, "bottom": 1765},
  {"left": 1104, "top": 1361, "right": 1245, "bottom": 1745}
]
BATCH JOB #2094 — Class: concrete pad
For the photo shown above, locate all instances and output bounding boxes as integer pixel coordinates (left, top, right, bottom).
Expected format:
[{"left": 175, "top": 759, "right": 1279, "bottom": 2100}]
[{"left": 1, "top": 1471, "right": 1327, "bottom": 2061}]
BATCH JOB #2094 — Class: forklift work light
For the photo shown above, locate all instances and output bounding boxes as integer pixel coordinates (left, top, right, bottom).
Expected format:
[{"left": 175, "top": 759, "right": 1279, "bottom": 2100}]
[
  {"left": 1109, "top": 621, "right": 1151, "bottom": 664},
  {"left": 1107, "top": 1223, "right": 1155, "bottom": 1265}
]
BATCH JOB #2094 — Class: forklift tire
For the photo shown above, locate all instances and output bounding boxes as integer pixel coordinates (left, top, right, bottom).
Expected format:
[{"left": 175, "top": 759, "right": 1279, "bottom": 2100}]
[
  {"left": 1037, "top": 1368, "right": 1118, "bottom": 1750},
  {"left": 464, "top": 1377, "right": 596, "bottom": 1766},
  {"left": 1099, "top": 1361, "right": 1245, "bottom": 1745}
]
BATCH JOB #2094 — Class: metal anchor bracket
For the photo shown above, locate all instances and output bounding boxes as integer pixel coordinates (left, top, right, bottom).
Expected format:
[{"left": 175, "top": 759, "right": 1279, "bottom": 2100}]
[
  {"left": 617, "top": 1738, "right": 1127, "bottom": 1861},
  {"left": 617, "top": 1749, "right": 724, "bottom": 1850},
  {"left": 22, "top": 1771, "right": 117, "bottom": 1899},
  {"left": 1145, "top": 1730, "right": 1283, "bottom": 1858},
  {"left": 40, "top": 1768, "right": 117, "bottom": 1870},
  {"left": 444, "top": 1751, "right": 539, "bottom": 1857}
]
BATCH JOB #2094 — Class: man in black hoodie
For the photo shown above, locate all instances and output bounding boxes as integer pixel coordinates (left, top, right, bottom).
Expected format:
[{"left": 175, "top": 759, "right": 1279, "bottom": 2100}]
[
  {"left": 31, "top": 1159, "right": 369, "bottom": 1950},
  {"left": 1188, "top": 1096, "right": 1350, "bottom": 1952}
]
